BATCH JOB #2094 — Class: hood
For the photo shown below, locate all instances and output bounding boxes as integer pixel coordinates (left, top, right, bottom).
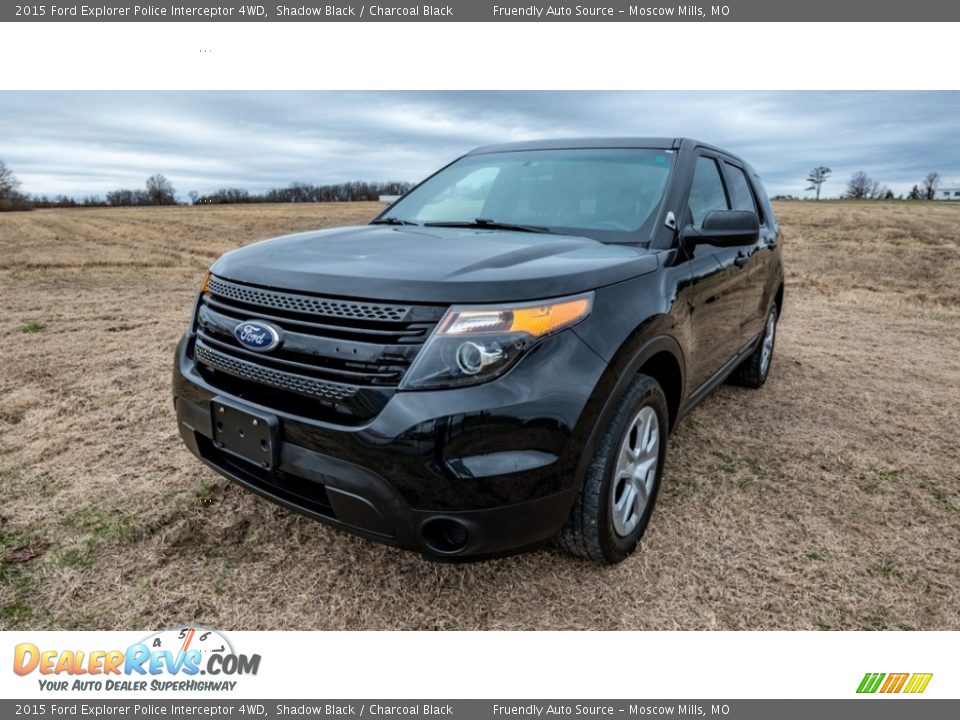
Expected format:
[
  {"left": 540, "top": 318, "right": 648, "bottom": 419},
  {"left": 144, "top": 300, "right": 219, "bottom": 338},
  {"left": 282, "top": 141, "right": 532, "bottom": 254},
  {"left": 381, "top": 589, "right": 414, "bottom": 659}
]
[{"left": 210, "top": 224, "right": 659, "bottom": 303}]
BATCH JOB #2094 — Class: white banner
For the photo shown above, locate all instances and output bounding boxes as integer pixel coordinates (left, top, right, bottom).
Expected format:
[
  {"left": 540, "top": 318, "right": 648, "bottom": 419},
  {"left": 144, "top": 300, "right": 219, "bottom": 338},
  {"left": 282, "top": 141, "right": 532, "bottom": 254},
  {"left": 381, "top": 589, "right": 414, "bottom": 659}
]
[{"left": 2, "top": 631, "right": 954, "bottom": 699}]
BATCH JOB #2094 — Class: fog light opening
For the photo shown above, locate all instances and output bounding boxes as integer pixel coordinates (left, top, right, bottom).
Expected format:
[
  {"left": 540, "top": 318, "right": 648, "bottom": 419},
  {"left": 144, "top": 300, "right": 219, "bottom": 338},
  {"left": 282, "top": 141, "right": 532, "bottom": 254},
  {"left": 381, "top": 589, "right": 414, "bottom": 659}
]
[{"left": 421, "top": 517, "right": 469, "bottom": 555}]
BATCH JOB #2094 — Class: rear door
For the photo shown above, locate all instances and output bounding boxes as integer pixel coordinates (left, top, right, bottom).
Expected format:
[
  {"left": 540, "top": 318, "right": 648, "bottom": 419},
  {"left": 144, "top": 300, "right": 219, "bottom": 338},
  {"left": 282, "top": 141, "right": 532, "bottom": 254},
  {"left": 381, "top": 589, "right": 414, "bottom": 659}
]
[{"left": 684, "top": 154, "right": 753, "bottom": 390}]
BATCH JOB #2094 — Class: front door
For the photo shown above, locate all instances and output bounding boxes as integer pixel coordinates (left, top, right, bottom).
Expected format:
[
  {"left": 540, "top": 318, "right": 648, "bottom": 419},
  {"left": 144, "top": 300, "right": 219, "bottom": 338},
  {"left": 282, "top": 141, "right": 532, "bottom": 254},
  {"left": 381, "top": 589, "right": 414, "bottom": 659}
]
[{"left": 684, "top": 155, "right": 753, "bottom": 391}]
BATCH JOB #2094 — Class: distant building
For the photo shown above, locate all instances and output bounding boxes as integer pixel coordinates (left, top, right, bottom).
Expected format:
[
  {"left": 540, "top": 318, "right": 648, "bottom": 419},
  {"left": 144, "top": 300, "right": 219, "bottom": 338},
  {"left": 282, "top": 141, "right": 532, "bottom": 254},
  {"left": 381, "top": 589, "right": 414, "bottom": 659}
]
[
  {"left": 935, "top": 184, "right": 960, "bottom": 200},
  {"left": 378, "top": 195, "right": 401, "bottom": 204}
]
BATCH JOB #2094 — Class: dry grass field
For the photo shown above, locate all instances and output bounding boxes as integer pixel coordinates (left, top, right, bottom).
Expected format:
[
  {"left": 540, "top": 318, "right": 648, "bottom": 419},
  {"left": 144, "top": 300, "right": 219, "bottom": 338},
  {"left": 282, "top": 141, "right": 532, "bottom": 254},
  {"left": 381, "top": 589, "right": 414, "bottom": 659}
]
[{"left": 1, "top": 200, "right": 958, "bottom": 630}]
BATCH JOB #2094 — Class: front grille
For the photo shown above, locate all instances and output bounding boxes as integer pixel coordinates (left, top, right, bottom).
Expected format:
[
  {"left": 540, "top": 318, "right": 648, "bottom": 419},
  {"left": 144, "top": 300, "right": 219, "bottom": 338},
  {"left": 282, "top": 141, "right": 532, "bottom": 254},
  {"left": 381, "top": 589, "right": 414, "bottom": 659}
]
[
  {"left": 195, "top": 342, "right": 358, "bottom": 402},
  {"left": 192, "top": 276, "right": 446, "bottom": 419},
  {"left": 206, "top": 276, "right": 410, "bottom": 322}
]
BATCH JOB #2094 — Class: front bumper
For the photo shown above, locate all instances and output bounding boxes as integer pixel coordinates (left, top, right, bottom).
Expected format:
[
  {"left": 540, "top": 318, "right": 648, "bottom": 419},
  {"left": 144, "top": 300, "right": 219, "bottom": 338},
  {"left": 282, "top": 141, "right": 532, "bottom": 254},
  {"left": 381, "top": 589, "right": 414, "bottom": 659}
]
[{"left": 173, "top": 328, "right": 607, "bottom": 559}]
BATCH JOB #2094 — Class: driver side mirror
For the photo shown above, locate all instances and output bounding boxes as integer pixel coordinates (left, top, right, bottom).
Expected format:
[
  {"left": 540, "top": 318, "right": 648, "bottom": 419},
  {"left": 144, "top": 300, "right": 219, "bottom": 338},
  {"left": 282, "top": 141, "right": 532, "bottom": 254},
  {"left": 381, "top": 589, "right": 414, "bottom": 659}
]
[{"left": 682, "top": 209, "right": 760, "bottom": 248}]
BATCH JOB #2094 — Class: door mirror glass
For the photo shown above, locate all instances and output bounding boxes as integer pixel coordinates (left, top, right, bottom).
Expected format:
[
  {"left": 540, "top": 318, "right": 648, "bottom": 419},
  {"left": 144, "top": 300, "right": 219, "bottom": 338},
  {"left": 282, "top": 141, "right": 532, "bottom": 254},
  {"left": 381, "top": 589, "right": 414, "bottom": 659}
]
[{"left": 683, "top": 210, "right": 759, "bottom": 247}]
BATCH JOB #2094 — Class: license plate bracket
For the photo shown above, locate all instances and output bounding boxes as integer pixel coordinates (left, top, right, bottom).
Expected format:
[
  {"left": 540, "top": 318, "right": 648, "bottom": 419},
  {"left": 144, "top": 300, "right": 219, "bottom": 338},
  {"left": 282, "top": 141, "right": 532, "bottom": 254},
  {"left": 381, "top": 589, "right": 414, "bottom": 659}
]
[{"left": 210, "top": 397, "right": 279, "bottom": 470}]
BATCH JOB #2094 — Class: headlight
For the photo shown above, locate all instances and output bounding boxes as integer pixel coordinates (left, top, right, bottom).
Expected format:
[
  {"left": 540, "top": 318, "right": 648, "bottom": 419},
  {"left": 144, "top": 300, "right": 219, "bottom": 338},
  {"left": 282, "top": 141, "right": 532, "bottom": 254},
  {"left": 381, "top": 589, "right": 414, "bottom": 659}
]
[{"left": 400, "top": 293, "right": 593, "bottom": 390}]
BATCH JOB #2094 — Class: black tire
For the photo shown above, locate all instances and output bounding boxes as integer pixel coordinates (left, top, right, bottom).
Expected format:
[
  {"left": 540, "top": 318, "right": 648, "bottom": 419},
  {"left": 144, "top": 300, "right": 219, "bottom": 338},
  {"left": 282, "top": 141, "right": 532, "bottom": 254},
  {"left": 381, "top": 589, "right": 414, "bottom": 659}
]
[
  {"left": 729, "top": 304, "right": 778, "bottom": 389},
  {"left": 555, "top": 373, "right": 669, "bottom": 564}
]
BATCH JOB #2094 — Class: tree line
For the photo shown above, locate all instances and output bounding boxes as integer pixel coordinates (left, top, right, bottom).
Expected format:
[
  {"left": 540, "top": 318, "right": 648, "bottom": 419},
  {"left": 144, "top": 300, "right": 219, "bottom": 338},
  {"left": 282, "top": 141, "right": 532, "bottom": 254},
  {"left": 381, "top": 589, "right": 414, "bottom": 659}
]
[
  {"left": 802, "top": 167, "right": 944, "bottom": 201},
  {"left": 0, "top": 162, "right": 412, "bottom": 212},
  {"left": 2, "top": 158, "right": 952, "bottom": 211},
  {"left": 197, "top": 180, "right": 412, "bottom": 205}
]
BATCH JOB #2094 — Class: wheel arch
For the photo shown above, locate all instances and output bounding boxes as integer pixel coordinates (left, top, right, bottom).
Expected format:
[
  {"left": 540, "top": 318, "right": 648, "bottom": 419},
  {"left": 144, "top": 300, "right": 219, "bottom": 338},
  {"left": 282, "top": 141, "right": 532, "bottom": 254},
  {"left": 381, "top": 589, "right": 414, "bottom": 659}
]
[
  {"left": 601, "top": 329, "right": 686, "bottom": 431},
  {"left": 638, "top": 348, "right": 683, "bottom": 432},
  {"left": 566, "top": 325, "right": 686, "bottom": 493}
]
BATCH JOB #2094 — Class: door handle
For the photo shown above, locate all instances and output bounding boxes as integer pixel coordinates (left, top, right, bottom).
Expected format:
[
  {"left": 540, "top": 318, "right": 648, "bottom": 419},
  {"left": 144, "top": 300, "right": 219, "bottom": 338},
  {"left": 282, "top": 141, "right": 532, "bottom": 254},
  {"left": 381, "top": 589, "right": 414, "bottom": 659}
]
[{"left": 734, "top": 252, "right": 749, "bottom": 268}]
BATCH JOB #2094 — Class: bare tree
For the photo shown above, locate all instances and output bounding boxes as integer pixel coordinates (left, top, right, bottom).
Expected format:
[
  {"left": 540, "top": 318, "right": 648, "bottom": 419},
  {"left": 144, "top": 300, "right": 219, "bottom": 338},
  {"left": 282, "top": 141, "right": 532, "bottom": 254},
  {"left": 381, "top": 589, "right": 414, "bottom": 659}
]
[
  {"left": 145, "top": 173, "right": 176, "bottom": 205},
  {"left": 188, "top": 190, "right": 199, "bottom": 205},
  {"left": 0, "top": 160, "right": 21, "bottom": 200},
  {"left": 922, "top": 172, "right": 940, "bottom": 200},
  {"left": 0, "top": 160, "right": 30, "bottom": 211},
  {"left": 219, "top": 188, "right": 251, "bottom": 203},
  {"left": 107, "top": 189, "right": 137, "bottom": 206},
  {"left": 805, "top": 166, "right": 831, "bottom": 201},
  {"left": 845, "top": 171, "right": 874, "bottom": 200},
  {"left": 908, "top": 185, "right": 922, "bottom": 200}
]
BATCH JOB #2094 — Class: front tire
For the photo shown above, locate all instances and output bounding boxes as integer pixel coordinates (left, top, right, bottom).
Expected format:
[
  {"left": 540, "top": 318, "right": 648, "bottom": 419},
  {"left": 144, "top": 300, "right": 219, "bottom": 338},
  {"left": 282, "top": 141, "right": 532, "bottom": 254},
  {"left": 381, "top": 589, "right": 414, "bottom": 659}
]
[{"left": 556, "top": 374, "right": 669, "bottom": 564}]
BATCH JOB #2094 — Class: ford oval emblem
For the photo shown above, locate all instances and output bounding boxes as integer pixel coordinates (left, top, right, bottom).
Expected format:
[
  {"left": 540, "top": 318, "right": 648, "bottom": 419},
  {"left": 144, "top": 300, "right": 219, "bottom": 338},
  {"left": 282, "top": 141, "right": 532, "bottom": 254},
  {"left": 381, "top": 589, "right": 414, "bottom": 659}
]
[{"left": 234, "top": 320, "right": 281, "bottom": 352}]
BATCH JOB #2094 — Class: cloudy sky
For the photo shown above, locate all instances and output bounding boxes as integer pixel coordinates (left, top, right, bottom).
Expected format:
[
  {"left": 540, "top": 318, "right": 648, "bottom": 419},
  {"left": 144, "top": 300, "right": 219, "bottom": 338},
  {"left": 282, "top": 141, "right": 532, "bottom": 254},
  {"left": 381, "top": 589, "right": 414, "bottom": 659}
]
[{"left": 1, "top": 91, "right": 958, "bottom": 199}]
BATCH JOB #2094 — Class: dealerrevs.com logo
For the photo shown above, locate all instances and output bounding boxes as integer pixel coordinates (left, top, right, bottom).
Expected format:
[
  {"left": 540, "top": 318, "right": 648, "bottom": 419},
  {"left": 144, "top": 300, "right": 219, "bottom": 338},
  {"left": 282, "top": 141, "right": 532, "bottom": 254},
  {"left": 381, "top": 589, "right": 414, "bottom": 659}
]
[
  {"left": 13, "top": 627, "right": 261, "bottom": 693},
  {"left": 857, "top": 672, "right": 933, "bottom": 694}
]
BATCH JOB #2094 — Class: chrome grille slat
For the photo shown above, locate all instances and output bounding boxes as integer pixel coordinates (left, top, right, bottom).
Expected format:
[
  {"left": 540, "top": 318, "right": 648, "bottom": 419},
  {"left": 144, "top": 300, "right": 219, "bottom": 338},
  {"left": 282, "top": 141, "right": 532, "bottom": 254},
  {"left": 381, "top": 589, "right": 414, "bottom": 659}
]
[
  {"left": 202, "top": 295, "right": 429, "bottom": 341},
  {"left": 195, "top": 341, "right": 358, "bottom": 403},
  {"left": 207, "top": 276, "right": 412, "bottom": 322}
]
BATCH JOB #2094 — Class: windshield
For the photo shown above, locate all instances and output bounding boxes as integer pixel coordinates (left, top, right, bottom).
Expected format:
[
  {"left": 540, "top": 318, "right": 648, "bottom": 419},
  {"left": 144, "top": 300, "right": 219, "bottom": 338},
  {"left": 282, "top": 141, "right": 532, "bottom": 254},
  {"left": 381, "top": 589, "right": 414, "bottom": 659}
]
[{"left": 379, "top": 148, "right": 676, "bottom": 242}]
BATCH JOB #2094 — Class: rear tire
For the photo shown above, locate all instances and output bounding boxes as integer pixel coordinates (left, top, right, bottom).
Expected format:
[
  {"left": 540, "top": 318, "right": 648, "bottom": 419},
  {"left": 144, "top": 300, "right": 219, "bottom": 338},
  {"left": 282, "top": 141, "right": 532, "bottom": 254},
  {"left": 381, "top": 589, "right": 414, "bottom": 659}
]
[
  {"left": 729, "top": 304, "right": 778, "bottom": 389},
  {"left": 555, "top": 373, "right": 669, "bottom": 564}
]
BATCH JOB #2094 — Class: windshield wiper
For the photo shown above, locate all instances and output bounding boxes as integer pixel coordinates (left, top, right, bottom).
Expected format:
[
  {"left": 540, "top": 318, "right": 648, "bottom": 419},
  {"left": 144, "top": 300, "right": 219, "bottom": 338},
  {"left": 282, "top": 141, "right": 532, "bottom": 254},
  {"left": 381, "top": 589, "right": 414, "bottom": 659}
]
[
  {"left": 424, "top": 218, "right": 553, "bottom": 234},
  {"left": 370, "top": 217, "right": 419, "bottom": 226}
]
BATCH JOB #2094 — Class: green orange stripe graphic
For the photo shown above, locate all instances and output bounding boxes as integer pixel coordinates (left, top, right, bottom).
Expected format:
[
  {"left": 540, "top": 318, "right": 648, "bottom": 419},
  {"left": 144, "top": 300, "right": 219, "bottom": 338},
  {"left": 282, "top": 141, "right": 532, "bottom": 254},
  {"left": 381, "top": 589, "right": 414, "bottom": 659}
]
[{"left": 857, "top": 672, "right": 932, "bottom": 694}]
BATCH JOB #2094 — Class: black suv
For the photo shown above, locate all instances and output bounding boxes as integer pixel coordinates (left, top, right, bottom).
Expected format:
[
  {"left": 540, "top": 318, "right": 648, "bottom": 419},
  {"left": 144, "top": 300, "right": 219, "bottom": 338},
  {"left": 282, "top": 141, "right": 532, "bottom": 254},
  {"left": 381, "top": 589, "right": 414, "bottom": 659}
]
[{"left": 173, "top": 138, "right": 784, "bottom": 564}]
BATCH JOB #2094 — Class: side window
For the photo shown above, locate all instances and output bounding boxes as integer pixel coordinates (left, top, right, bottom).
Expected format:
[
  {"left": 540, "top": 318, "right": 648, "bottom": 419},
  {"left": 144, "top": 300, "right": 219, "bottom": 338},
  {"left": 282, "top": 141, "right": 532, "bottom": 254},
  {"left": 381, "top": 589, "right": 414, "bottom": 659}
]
[
  {"left": 688, "top": 157, "right": 729, "bottom": 226},
  {"left": 724, "top": 163, "right": 758, "bottom": 214}
]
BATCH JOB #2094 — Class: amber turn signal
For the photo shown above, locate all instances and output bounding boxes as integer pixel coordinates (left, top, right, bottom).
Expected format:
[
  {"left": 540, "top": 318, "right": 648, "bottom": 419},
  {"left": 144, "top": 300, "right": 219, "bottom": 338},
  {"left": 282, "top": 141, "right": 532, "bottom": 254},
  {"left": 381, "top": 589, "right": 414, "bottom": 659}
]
[{"left": 438, "top": 294, "right": 593, "bottom": 339}]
